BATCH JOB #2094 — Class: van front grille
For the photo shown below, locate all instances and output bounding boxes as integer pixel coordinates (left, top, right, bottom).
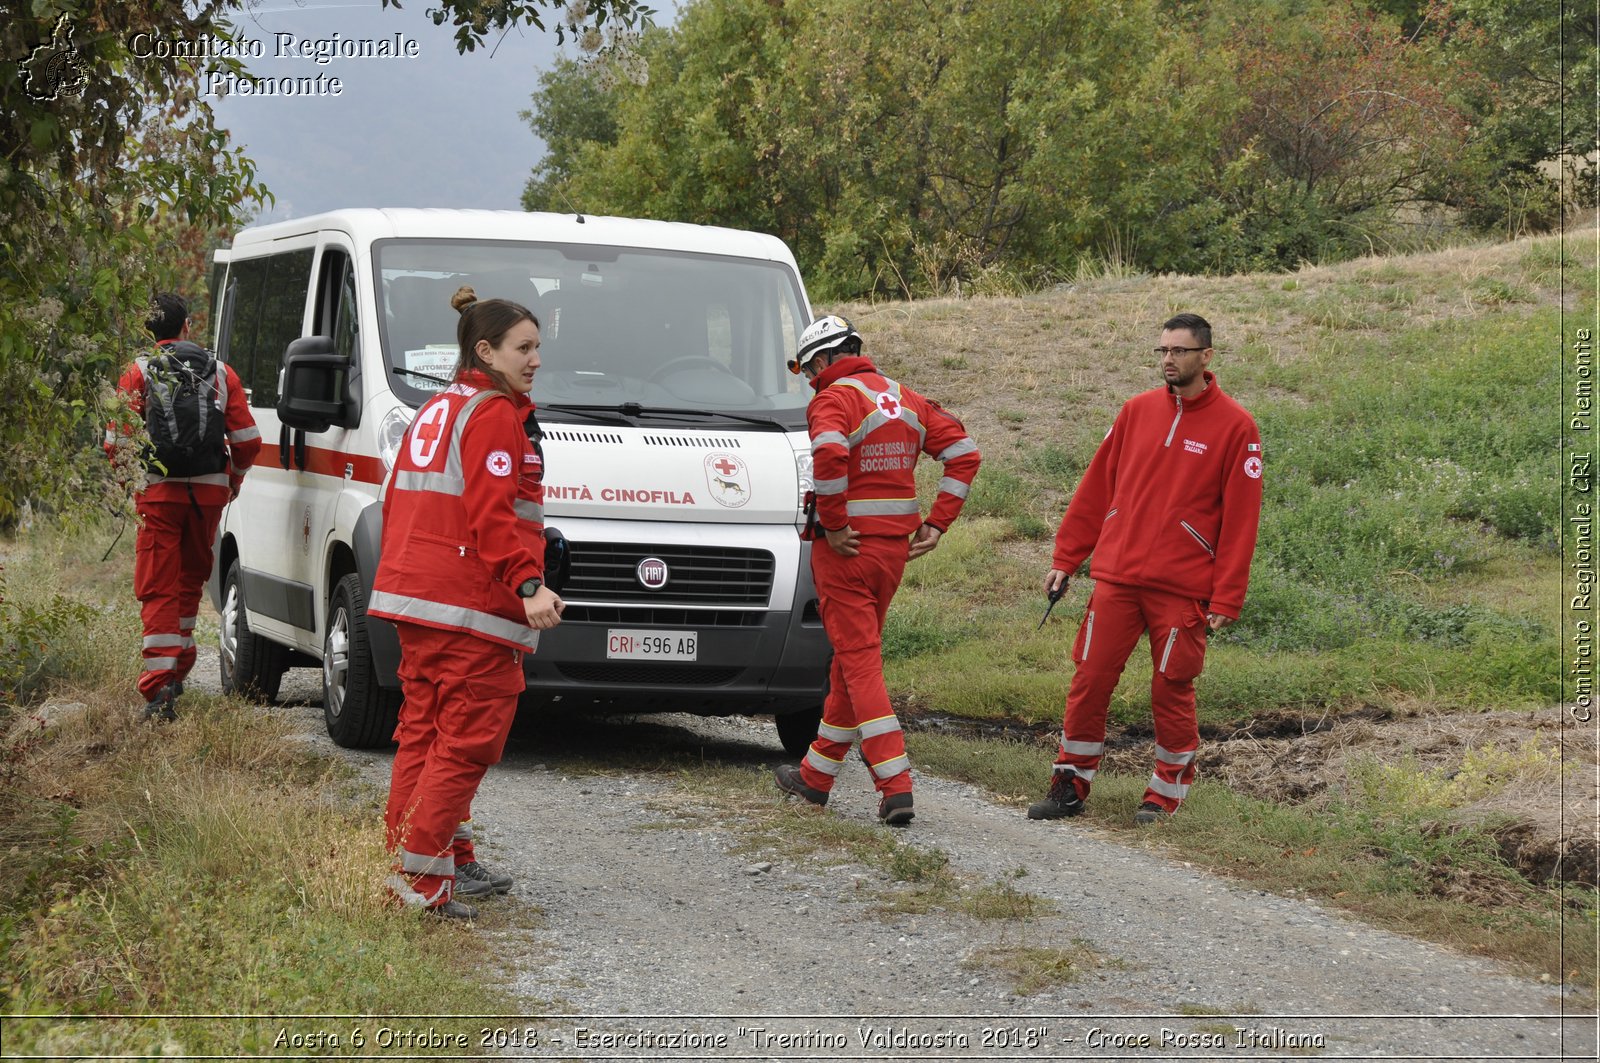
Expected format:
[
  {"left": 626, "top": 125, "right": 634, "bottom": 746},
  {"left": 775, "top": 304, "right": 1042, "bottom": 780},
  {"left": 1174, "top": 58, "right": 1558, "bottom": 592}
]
[
  {"left": 555, "top": 663, "right": 743, "bottom": 686},
  {"left": 565, "top": 543, "right": 774, "bottom": 606},
  {"left": 560, "top": 605, "right": 765, "bottom": 627}
]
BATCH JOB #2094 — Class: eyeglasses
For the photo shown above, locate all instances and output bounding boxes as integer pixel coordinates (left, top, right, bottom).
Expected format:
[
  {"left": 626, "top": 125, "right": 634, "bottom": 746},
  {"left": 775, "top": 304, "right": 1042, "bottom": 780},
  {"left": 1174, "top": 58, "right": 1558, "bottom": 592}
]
[{"left": 1154, "top": 346, "right": 1207, "bottom": 356}]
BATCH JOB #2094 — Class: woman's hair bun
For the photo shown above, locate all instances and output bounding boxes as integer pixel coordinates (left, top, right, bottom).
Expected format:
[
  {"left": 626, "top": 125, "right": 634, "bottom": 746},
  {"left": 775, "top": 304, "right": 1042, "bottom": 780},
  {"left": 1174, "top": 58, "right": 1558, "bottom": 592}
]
[{"left": 450, "top": 285, "right": 478, "bottom": 314}]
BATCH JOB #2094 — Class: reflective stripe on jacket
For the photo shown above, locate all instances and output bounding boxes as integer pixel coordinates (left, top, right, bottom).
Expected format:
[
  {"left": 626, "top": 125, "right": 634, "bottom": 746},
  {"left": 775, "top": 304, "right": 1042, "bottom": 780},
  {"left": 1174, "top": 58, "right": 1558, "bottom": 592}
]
[
  {"left": 370, "top": 370, "right": 545, "bottom": 652},
  {"left": 807, "top": 355, "right": 980, "bottom": 536}
]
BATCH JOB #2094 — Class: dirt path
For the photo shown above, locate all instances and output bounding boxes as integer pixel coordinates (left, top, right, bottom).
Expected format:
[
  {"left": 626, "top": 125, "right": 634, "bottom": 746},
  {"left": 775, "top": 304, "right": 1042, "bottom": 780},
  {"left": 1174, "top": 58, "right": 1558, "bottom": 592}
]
[{"left": 255, "top": 655, "right": 1594, "bottom": 1061}]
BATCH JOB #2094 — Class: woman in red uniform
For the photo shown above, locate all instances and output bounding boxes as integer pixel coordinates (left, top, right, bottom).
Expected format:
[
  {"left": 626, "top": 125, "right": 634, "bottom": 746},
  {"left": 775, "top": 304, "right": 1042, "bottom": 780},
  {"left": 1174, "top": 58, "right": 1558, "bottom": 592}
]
[{"left": 369, "top": 286, "right": 564, "bottom": 920}]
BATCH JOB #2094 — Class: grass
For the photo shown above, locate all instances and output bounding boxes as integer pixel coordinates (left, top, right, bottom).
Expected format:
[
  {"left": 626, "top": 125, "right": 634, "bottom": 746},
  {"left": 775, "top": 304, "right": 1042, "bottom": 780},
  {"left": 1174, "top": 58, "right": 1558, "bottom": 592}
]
[
  {"left": 0, "top": 530, "right": 528, "bottom": 1056},
  {"left": 868, "top": 233, "right": 1579, "bottom": 727},
  {"left": 907, "top": 731, "right": 1598, "bottom": 989},
  {"left": 645, "top": 758, "right": 1062, "bottom": 923},
  {"left": 0, "top": 695, "right": 533, "bottom": 1055},
  {"left": 1, "top": 228, "right": 1588, "bottom": 1027},
  {"left": 961, "top": 941, "right": 1123, "bottom": 995},
  {"left": 866, "top": 229, "right": 1593, "bottom": 988}
]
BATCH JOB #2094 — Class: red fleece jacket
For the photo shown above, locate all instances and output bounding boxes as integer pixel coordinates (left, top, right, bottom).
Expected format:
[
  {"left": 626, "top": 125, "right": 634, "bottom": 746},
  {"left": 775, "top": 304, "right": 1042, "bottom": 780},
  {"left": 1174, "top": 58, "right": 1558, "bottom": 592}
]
[{"left": 1052, "top": 372, "right": 1262, "bottom": 618}]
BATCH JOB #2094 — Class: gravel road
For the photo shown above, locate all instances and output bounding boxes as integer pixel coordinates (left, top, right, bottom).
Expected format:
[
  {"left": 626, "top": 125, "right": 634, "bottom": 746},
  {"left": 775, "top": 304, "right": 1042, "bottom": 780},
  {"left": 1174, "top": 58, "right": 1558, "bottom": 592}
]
[{"left": 254, "top": 657, "right": 1596, "bottom": 1062}]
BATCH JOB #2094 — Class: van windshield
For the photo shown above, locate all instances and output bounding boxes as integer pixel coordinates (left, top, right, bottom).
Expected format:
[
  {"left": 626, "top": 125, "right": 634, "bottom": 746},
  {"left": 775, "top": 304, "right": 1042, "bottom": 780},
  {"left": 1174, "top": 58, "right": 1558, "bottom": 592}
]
[{"left": 374, "top": 239, "right": 812, "bottom": 428}]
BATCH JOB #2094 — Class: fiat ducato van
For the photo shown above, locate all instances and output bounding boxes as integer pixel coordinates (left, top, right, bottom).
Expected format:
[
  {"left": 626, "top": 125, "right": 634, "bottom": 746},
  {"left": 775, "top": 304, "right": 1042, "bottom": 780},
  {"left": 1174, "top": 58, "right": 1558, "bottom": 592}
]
[{"left": 206, "top": 209, "right": 829, "bottom": 751}]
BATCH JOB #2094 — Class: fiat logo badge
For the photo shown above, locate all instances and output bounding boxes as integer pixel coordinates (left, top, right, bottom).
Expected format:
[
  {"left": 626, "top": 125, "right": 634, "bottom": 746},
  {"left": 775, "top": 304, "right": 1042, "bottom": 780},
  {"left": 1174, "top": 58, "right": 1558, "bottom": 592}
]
[{"left": 637, "top": 557, "right": 669, "bottom": 590}]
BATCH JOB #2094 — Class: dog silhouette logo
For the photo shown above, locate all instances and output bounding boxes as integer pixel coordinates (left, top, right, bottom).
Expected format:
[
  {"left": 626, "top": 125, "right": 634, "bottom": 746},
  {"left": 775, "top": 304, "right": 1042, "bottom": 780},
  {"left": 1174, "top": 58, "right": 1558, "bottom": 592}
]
[{"left": 704, "top": 453, "right": 751, "bottom": 509}]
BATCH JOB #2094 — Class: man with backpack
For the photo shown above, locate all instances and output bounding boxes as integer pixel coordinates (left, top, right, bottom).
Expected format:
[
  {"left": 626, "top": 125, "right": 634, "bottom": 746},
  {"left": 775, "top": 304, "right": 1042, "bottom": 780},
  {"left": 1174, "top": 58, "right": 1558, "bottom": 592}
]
[{"left": 105, "top": 294, "right": 261, "bottom": 721}]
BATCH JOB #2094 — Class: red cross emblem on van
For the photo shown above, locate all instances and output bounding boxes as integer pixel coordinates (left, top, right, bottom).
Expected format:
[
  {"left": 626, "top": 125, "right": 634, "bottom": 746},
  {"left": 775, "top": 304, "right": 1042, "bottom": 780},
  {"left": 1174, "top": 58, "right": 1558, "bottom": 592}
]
[{"left": 704, "top": 452, "right": 751, "bottom": 509}]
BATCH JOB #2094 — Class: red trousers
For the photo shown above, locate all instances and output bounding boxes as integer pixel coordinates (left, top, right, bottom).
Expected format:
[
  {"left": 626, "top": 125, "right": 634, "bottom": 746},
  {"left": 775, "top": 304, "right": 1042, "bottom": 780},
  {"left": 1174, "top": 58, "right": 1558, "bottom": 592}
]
[
  {"left": 797, "top": 535, "right": 912, "bottom": 798},
  {"left": 384, "top": 622, "right": 524, "bottom": 908},
  {"left": 133, "top": 497, "right": 223, "bottom": 702},
  {"left": 1055, "top": 580, "right": 1209, "bottom": 812}
]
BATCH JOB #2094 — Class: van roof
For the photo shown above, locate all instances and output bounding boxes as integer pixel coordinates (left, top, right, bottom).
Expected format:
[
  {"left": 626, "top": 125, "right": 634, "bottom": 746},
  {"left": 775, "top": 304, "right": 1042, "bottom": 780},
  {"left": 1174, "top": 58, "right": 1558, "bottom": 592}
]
[{"left": 226, "top": 208, "right": 796, "bottom": 265}]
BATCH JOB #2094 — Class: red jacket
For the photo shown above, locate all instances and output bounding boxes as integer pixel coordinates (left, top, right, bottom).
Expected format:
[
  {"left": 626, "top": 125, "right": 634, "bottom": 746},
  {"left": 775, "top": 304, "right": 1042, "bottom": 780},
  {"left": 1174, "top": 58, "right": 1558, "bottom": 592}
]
[
  {"left": 808, "top": 355, "right": 980, "bottom": 536},
  {"left": 1052, "top": 371, "right": 1262, "bottom": 618},
  {"left": 105, "top": 340, "right": 261, "bottom": 506},
  {"left": 369, "top": 370, "right": 546, "bottom": 652}
]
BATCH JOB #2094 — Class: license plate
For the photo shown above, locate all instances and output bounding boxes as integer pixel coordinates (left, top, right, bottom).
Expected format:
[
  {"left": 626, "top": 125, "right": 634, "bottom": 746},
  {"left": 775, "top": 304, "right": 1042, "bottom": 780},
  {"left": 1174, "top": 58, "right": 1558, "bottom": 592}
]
[{"left": 605, "top": 629, "right": 698, "bottom": 661}]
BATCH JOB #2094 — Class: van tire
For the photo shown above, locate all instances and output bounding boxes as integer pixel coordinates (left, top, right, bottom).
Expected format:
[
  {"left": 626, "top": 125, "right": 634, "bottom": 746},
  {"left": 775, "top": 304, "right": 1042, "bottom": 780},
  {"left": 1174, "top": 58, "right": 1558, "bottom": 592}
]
[
  {"left": 775, "top": 704, "right": 823, "bottom": 758},
  {"left": 323, "top": 573, "right": 400, "bottom": 749},
  {"left": 219, "top": 559, "right": 287, "bottom": 702}
]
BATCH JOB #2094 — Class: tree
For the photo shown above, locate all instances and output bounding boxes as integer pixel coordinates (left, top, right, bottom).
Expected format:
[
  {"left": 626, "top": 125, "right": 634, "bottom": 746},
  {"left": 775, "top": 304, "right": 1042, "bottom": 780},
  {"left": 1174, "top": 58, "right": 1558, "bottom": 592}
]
[
  {"left": 521, "top": 0, "right": 1567, "bottom": 289},
  {"left": 521, "top": 59, "right": 623, "bottom": 212},
  {"left": 0, "top": 1, "right": 268, "bottom": 526},
  {"left": 1429, "top": 0, "right": 1597, "bottom": 233},
  {"left": 522, "top": 0, "right": 1208, "bottom": 297},
  {"left": 0, "top": 0, "right": 652, "bottom": 526},
  {"left": 1207, "top": 1, "right": 1478, "bottom": 265},
  {"left": 388, "top": 0, "right": 656, "bottom": 55}
]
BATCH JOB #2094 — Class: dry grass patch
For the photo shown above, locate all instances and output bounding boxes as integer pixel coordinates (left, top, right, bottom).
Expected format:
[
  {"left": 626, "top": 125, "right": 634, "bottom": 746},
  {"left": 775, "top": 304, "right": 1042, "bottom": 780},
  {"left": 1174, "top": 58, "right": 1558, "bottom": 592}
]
[
  {"left": 962, "top": 941, "right": 1125, "bottom": 995},
  {"left": 1192, "top": 705, "right": 1596, "bottom": 888},
  {"left": 838, "top": 228, "right": 1578, "bottom": 470},
  {"left": 0, "top": 691, "right": 527, "bottom": 1055}
]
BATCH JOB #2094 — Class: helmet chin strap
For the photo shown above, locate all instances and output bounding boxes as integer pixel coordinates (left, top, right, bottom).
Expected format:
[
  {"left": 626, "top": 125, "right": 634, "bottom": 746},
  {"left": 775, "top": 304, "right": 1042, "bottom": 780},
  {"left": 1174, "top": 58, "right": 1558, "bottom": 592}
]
[{"left": 809, "top": 348, "right": 842, "bottom": 375}]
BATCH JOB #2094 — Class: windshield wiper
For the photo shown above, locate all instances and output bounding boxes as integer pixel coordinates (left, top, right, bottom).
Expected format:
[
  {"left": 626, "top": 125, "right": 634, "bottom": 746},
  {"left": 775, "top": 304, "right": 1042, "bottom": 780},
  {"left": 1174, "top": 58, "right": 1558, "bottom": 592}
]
[
  {"left": 611, "top": 403, "right": 788, "bottom": 430},
  {"left": 539, "top": 403, "right": 641, "bottom": 426},
  {"left": 391, "top": 373, "right": 637, "bottom": 428}
]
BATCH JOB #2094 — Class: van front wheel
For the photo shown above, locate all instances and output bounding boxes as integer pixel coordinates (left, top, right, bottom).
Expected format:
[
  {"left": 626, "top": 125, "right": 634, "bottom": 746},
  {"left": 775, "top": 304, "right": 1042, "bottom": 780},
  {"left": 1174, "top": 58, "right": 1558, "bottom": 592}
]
[
  {"left": 220, "top": 560, "right": 287, "bottom": 702},
  {"left": 775, "top": 704, "right": 823, "bottom": 758},
  {"left": 323, "top": 573, "right": 401, "bottom": 749}
]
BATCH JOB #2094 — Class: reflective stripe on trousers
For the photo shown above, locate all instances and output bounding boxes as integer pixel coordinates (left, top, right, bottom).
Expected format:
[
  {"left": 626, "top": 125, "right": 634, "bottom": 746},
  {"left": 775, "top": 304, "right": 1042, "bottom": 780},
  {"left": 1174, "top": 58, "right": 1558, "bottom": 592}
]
[
  {"left": 798, "top": 535, "right": 913, "bottom": 798},
  {"left": 1055, "top": 581, "right": 1207, "bottom": 811}
]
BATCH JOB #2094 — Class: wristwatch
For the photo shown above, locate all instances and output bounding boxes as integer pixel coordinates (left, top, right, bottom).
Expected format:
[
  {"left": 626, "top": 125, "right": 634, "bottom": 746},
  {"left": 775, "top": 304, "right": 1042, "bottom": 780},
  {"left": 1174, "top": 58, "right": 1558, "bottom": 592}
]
[{"left": 515, "top": 578, "right": 543, "bottom": 598}]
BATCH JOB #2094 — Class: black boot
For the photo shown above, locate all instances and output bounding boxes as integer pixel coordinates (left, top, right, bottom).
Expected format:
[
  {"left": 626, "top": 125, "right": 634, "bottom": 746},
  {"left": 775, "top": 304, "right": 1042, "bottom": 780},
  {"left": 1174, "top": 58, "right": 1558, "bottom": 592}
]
[
  {"left": 774, "top": 764, "right": 828, "bottom": 807},
  {"left": 1026, "top": 770, "right": 1085, "bottom": 819}
]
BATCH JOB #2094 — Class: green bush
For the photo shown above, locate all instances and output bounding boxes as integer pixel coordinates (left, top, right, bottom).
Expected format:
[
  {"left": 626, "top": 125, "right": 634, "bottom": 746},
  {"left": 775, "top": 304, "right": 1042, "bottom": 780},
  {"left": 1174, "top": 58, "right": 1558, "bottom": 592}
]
[{"left": 0, "top": 566, "right": 94, "bottom": 705}]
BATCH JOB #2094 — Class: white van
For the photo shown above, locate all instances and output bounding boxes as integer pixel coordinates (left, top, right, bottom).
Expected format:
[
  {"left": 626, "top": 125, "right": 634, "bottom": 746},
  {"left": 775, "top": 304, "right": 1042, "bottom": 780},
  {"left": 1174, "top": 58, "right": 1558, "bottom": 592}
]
[{"left": 206, "top": 208, "right": 830, "bottom": 752}]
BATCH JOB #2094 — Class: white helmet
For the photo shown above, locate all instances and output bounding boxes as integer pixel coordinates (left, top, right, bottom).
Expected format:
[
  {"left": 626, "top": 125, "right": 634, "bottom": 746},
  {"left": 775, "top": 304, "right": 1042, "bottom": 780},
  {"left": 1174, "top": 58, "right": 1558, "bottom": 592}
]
[{"left": 788, "top": 314, "right": 861, "bottom": 374}]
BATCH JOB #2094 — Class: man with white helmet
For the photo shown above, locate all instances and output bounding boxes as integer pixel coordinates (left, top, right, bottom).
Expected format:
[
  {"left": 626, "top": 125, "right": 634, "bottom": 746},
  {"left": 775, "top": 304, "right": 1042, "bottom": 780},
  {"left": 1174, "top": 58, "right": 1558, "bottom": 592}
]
[{"left": 774, "top": 314, "right": 980, "bottom": 825}]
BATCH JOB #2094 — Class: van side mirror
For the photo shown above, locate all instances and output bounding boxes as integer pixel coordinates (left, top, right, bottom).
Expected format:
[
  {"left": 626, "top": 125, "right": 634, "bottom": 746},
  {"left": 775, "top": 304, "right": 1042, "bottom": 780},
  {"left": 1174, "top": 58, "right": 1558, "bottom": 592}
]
[{"left": 278, "top": 336, "right": 354, "bottom": 432}]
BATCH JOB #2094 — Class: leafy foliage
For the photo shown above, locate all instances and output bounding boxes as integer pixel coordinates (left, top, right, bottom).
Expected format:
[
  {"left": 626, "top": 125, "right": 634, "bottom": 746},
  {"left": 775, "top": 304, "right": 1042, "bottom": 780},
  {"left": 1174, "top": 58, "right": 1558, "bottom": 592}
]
[
  {"left": 0, "top": 564, "right": 93, "bottom": 704},
  {"left": 1436, "top": 0, "right": 1599, "bottom": 231},
  {"left": 520, "top": 0, "right": 1577, "bottom": 295},
  {"left": 0, "top": 1, "right": 271, "bottom": 527},
  {"left": 387, "top": 0, "right": 655, "bottom": 55},
  {"left": 521, "top": 59, "right": 623, "bottom": 211},
  {"left": 0, "top": 0, "right": 651, "bottom": 528}
]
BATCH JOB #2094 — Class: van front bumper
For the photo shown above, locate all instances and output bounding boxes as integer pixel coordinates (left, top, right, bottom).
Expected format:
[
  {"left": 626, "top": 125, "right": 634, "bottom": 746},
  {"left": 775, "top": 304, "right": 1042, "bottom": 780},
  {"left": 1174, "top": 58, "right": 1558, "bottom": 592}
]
[{"left": 517, "top": 603, "right": 830, "bottom": 715}]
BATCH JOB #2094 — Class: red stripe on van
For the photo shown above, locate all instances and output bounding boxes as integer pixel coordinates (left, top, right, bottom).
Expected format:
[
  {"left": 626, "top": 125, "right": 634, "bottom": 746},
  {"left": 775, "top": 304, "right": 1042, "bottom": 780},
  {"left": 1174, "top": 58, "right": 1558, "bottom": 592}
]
[{"left": 259, "top": 444, "right": 387, "bottom": 484}]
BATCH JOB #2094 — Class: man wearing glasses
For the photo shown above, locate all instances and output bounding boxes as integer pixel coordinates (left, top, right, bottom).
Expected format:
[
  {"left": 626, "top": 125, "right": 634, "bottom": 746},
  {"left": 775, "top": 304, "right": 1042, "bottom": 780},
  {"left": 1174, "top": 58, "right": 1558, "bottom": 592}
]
[{"left": 1028, "top": 313, "right": 1263, "bottom": 826}]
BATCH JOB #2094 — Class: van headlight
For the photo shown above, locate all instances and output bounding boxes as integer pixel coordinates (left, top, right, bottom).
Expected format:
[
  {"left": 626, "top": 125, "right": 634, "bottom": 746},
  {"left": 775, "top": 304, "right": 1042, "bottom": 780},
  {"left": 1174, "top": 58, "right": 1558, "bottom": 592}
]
[
  {"left": 795, "top": 451, "right": 813, "bottom": 504},
  {"left": 378, "top": 406, "right": 415, "bottom": 474}
]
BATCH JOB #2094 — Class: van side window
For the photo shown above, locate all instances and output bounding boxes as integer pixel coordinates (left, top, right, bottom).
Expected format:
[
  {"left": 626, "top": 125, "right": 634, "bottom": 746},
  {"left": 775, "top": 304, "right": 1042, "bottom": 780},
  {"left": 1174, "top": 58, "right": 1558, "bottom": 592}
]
[
  {"left": 314, "top": 250, "right": 360, "bottom": 365},
  {"left": 225, "top": 248, "right": 313, "bottom": 408},
  {"left": 205, "top": 258, "right": 228, "bottom": 348},
  {"left": 779, "top": 296, "right": 807, "bottom": 399}
]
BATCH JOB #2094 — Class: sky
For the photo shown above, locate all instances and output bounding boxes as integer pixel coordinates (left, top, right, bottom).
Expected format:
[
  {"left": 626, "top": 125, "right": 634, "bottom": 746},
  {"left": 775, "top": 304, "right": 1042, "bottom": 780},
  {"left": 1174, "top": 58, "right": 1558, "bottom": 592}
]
[{"left": 208, "top": 1, "right": 600, "bottom": 224}]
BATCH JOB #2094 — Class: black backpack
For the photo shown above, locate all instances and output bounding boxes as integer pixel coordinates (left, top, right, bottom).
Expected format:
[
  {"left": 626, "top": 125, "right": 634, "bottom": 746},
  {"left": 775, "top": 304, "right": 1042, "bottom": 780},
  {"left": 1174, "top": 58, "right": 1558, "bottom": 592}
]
[{"left": 140, "top": 344, "right": 228, "bottom": 478}]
